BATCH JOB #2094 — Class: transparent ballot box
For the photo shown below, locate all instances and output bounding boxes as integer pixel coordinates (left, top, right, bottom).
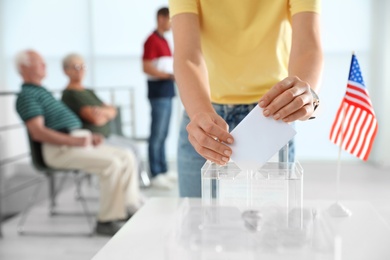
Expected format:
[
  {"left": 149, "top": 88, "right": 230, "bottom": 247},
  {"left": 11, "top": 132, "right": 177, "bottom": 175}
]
[
  {"left": 201, "top": 161, "right": 303, "bottom": 212},
  {"left": 165, "top": 162, "right": 335, "bottom": 260}
]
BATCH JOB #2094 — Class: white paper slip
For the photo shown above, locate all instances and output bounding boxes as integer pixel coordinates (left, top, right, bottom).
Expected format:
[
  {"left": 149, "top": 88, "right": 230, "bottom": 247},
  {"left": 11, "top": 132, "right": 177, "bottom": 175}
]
[
  {"left": 155, "top": 56, "right": 173, "bottom": 74},
  {"left": 229, "top": 105, "right": 296, "bottom": 170}
]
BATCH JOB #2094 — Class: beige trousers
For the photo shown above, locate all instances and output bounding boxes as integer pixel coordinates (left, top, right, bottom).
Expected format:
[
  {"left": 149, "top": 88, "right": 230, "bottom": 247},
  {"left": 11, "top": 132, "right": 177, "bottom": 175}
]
[{"left": 42, "top": 142, "right": 140, "bottom": 222}]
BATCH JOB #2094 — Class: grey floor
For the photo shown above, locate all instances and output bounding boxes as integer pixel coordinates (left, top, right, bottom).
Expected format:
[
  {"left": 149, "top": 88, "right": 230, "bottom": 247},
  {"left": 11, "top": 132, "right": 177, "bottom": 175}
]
[{"left": 0, "top": 160, "right": 390, "bottom": 260}]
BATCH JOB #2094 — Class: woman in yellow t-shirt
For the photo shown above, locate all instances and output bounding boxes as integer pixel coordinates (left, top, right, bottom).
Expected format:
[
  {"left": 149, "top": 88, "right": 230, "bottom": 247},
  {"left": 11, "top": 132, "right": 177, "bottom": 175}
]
[{"left": 170, "top": 0, "right": 323, "bottom": 197}]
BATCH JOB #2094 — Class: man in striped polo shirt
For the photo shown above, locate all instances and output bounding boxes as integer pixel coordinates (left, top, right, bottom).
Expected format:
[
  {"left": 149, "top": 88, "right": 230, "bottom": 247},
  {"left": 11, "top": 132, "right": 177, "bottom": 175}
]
[{"left": 15, "top": 50, "right": 141, "bottom": 236}]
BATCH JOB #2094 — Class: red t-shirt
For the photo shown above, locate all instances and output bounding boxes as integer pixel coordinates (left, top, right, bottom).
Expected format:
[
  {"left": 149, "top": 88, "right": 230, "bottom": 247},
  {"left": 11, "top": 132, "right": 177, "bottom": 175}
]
[
  {"left": 143, "top": 31, "right": 172, "bottom": 60},
  {"left": 143, "top": 31, "right": 175, "bottom": 99}
]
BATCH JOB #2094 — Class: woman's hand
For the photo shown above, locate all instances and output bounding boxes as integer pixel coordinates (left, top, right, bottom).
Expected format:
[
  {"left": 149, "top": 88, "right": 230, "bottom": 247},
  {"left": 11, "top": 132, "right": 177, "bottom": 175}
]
[
  {"left": 259, "top": 76, "right": 316, "bottom": 122},
  {"left": 187, "top": 112, "right": 234, "bottom": 165}
]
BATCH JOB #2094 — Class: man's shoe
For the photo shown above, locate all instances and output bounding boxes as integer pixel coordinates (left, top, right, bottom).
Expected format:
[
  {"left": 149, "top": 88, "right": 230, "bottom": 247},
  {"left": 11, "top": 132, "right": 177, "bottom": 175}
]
[
  {"left": 95, "top": 221, "right": 122, "bottom": 236},
  {"left": 116, "top": 214, "right": 133, "bottom": 226},
  {"left": 126, "top": 204, "right": 140, "bottom": 217},
  {"left": 151, "top": 174, "right": 174, "bottom": 190},
  {"left": 164, "top": 172, "right": 178, "bottom": 182},
  {"left": 125, "top": 212, "right": 134, "bottom": 221}
]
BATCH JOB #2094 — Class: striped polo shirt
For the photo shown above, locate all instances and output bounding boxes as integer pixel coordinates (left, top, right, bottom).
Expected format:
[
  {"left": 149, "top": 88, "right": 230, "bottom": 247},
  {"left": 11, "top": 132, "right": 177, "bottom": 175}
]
[{"left": 16, "top": 83, "right": 81, "bottom": 131}]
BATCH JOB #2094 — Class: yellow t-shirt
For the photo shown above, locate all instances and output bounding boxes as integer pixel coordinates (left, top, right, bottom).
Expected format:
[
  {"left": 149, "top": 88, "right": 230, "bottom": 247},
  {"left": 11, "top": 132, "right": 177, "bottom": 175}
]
[{"left": 169, "top": 0, "right": 320, "bottom": 104}]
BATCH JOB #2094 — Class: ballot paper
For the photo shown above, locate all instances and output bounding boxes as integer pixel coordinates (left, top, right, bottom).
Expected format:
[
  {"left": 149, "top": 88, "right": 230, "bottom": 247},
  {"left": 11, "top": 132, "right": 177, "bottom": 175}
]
[
  {"left": 155, "top": 56, "right": 173, "bottom": 74},
  {"left": 229, "top": 105, "right": 296, "bottom": 170}
]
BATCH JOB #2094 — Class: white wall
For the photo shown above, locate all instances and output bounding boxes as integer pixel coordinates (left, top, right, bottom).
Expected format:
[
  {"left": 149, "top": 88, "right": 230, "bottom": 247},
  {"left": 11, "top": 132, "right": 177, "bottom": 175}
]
[
  {"left": 290, "top": 0, "right": 372, "bottom": 162},
  {"left": 0, "top": 0, "right": 4, "bottom": 89},
  {"left": 370, "top": 0, "right": 390, "bottom": 167},
  {"left": 0, "top": 0, "right": 388, "bottom": 165}
]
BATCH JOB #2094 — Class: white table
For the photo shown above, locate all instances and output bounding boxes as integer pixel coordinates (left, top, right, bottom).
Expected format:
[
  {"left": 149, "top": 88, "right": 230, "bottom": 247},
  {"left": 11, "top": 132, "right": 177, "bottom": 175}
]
[{"left": 93, "top": 198, "right": 390, "bottom": 260}]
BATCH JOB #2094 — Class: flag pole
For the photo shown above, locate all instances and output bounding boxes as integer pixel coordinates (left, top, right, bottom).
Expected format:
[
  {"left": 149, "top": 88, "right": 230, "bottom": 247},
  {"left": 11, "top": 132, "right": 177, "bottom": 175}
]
[
  {"left": 335, "top": 84, "right": 349, "bottom": 201},
  {"left": 328, "top": 53, "right": 354, "bottom": 217},
  {"left": 335, "top": 112, "right": 344, "bottom": 202}
]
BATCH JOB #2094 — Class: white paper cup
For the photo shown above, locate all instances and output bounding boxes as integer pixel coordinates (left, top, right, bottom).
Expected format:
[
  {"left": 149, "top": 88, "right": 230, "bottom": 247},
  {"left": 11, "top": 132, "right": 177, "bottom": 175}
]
[{"left": 70, "top": 129, "right": 92, "bottom": 149}]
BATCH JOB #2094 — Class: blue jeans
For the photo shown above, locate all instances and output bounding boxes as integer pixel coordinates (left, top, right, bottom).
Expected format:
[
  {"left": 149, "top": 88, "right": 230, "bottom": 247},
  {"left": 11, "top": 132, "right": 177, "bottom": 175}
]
[
  {"left": 148, "top": 98, "right": 172, "bottom": 177},
  {"left": 177, "top": 103, "right": 295, "bottom": 198}
]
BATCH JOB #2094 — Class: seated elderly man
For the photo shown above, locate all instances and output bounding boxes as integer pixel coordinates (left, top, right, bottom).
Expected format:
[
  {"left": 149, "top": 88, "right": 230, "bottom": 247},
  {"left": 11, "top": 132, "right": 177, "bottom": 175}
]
[
  {"left": 15, "top": 50, "right": 141, "bottom": 236},
  {"left": 60, "top": 53, "right": 160, "bottom": 188}
]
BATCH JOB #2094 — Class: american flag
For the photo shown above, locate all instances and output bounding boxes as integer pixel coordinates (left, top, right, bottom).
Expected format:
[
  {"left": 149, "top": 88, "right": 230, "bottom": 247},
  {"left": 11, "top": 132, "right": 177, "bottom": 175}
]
[{"left": 329, "top": 54, "right": 378, "bottom": 161}]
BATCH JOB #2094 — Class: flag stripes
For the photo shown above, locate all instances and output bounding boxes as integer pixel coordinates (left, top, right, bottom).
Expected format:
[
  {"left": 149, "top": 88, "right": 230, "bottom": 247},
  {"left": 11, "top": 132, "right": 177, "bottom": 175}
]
[{"left": 329, "top": 54, "right": 378, "bottom": 161}]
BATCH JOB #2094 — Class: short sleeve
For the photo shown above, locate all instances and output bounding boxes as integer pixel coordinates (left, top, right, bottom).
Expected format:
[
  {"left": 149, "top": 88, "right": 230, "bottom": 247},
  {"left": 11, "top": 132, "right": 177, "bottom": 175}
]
[
  {"left": 89, "top": 90, "right": 104, "bottom": 105},
  {"left": 61, "top": 91, "right": 84, "bottom": 114},
  {"left": 289, "top": 0, "right": 321, "bottom": 16},
  {"left": 143, "top": 38, "right": 158, "bottom": 60},
  {"left": 16, "top": 94, "right": 44, "bottom": 122},
  {"left": 169, "top": 0, "right": 198, "bottom": 18}
]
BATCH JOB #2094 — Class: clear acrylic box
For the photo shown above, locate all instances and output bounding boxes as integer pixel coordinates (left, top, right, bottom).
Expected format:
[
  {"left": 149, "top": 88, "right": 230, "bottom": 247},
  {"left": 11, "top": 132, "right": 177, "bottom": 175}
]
[
  {"left": 201, "top": 161, "right": 303, "bottom": 215},
  {"left": 165, "top": 161, "right": 334, "bottom": 259}
]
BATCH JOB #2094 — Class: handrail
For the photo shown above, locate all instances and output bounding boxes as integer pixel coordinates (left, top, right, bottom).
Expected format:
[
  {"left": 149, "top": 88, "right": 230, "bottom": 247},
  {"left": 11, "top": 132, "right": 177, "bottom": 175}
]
[
  {"left": 1, "top": 177, "right": 42, "bottom": 198},
  {"left": 0, "top": 91, "right": 19, "bottom": 96},
  {"left": 0, "top": 124, "right": 24, "bottom": 132},
  {"left": 0, "top": 86, "right": 134, "bottom": 96},
  {"left": 0, "top": 153, "right": 30, "bottom": 168}
]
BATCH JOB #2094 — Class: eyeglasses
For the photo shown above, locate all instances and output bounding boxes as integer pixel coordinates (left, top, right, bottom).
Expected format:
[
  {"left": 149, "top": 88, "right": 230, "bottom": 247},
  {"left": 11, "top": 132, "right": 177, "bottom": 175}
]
[{"left": 68, "top": 64, "right": 87, "bottom": 71}]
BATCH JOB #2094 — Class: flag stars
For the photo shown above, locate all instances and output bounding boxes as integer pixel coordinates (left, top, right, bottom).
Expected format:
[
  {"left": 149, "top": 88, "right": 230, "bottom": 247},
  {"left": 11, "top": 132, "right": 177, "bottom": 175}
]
[{"left": 349, "top": 56, "right": 365, "bottom": 85}]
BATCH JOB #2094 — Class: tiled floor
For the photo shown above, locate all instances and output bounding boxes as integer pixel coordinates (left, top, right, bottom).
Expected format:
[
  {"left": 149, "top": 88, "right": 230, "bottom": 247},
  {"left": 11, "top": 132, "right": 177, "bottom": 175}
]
[{"left": 0, "top": 160, "right": 389, "bottom": 260}]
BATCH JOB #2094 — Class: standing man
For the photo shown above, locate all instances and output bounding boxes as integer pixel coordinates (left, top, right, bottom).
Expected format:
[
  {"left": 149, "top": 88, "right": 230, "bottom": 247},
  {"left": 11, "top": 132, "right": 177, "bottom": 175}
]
[
  {"left": 170, "top": 0, "right": 323, "bottom": 197},
  {"left": 142, "top": 7, "right": 176, "bottom": 190}
]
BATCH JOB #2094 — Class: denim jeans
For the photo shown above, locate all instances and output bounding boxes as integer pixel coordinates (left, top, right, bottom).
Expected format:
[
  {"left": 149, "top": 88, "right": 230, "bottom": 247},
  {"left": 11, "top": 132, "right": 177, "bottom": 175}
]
[
  {"left": 177, "top": 103, "right": 295, "bottom": 198},
  {"left": 148, "top": 98, "right": 172, "bottom": 177}
]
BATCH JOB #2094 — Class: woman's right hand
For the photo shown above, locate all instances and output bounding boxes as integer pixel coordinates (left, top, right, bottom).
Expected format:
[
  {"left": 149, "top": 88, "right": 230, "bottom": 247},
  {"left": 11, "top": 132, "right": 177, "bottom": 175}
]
[{"left": 186, "top": 112, "right": 234, "bottom": 165}]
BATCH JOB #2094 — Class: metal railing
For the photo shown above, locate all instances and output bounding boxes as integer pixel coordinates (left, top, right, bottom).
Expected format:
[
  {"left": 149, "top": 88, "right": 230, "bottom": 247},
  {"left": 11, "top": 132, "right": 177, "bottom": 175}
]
[{"left": 0, "top": 85, "right": 142, "bottom": 236}]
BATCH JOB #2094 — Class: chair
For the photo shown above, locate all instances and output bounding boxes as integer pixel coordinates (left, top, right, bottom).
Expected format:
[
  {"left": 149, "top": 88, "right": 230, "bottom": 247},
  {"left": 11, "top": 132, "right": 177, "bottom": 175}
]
[
  {"left": 109, "top": 107, "right": 125, "bottom": 137},
  {"left": 109, "top": 107, "right": 151, "bottom": 187},
  {"left": 17, "top": 135, "right": 95, "bottom": 236},
  {"left": 0, "top": 136, "right": 3, "bottom": 237}
]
